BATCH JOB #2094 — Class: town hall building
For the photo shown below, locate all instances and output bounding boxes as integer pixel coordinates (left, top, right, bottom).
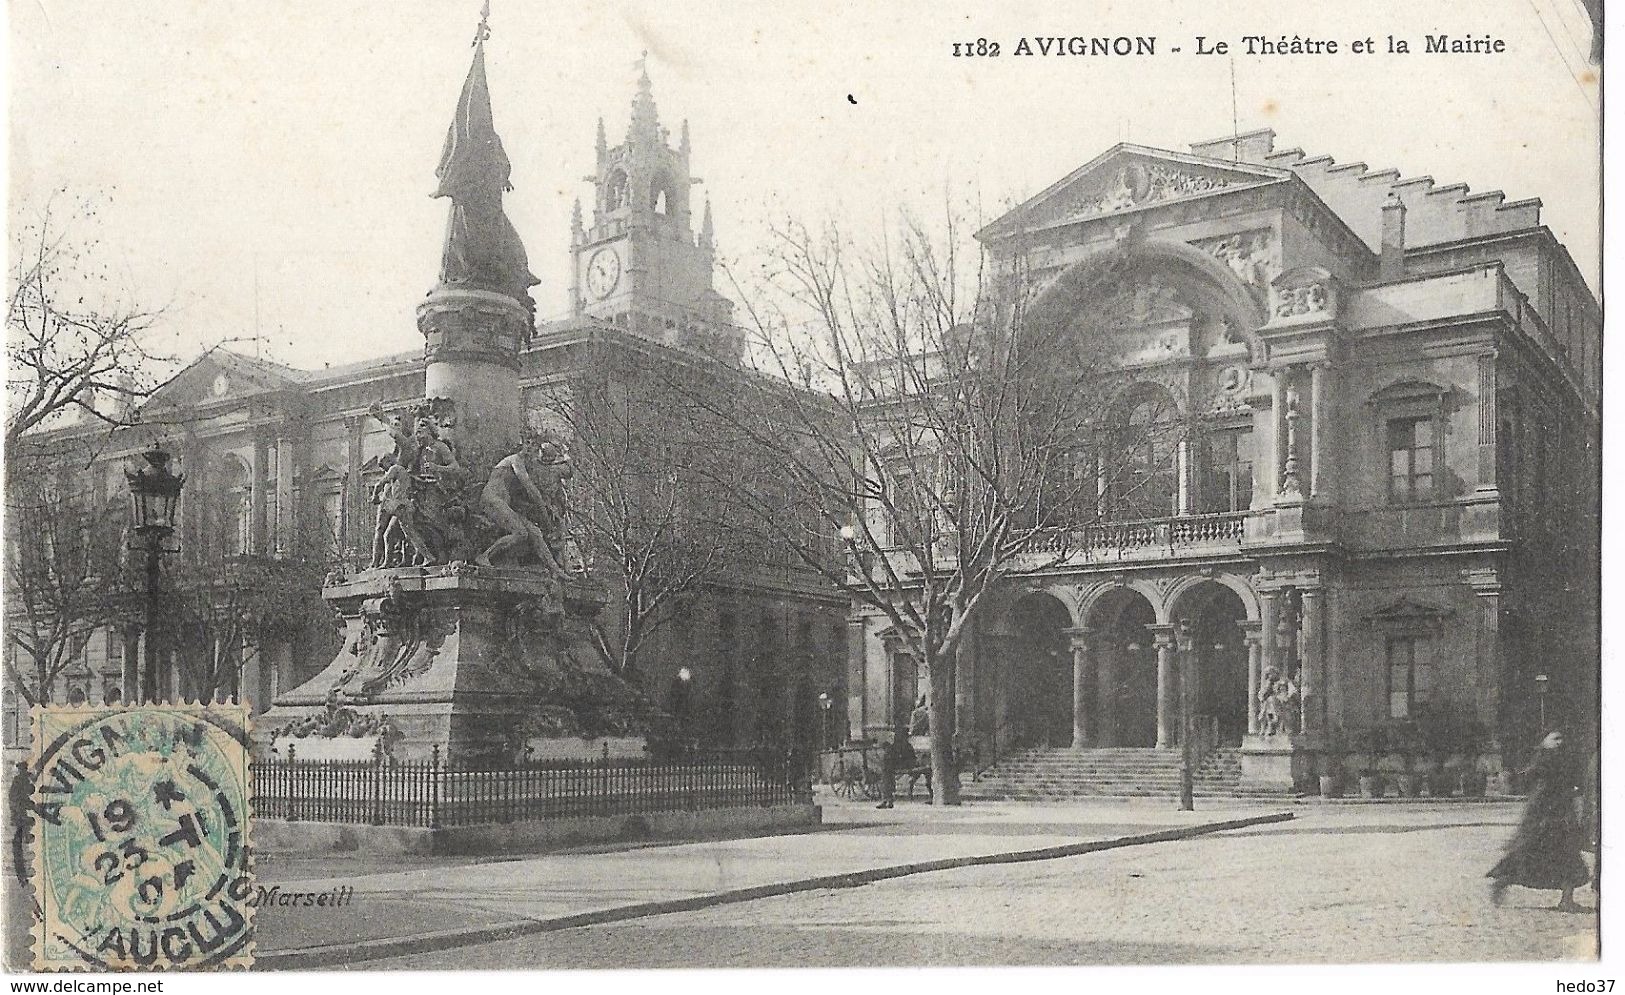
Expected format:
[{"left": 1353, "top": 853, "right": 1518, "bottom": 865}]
[{"left": 4, "top": 68, "right": 846, "bottom": 758}]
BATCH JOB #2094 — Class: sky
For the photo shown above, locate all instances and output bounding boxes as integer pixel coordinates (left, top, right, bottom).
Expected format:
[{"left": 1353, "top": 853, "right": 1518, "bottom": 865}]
[{"left": 7, "top": 0, "right": 1602, "bottom": 372}]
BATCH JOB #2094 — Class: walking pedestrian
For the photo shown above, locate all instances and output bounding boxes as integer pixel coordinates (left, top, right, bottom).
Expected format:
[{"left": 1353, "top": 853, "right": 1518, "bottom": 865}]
[
  {"left": 1488, "top": 729, "right": 1590, "bottom": 911},
  {"left": 875, "top": 723, "right": 913, "bottom": 810}
]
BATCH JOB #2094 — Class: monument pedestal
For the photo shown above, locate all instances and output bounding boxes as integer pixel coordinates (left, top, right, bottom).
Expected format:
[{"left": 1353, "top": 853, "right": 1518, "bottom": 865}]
[
  {"left": 1239, "top": 732, "right": 1323, "bottom": 793},
  {"left": 255, "top": 566, "right": 636, "bottom": 765}
]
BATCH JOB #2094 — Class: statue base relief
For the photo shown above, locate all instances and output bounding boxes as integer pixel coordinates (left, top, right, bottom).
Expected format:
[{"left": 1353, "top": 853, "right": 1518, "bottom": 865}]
[{"left": 254, "top": 564, "right": 650, "bottom": 765}]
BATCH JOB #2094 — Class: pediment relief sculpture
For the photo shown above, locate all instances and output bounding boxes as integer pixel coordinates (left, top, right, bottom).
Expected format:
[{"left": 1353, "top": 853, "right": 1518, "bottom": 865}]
[{"left": 1050, "top": 161, "right": 1234, "bottom": 223}]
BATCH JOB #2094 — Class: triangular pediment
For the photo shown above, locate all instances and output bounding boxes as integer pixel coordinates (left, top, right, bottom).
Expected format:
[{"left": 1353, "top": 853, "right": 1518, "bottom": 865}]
[
  {"left": 980, "top": 145, "right": 1289, "bottom": 239},
  {"left": 1362, "top": 596, "right": 1454, "bottom": 625},
  {"left": 142, "top": 348, "right": 306, "bottom": 413}
]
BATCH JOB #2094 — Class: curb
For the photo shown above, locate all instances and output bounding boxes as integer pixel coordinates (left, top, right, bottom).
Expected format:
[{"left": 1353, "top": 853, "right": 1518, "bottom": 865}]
[{"left": 257, "top": 810, "right": 1294, "bottom": 969}]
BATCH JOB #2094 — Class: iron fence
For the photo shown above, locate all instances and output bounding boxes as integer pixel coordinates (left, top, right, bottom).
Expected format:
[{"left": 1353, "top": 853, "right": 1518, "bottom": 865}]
[{"left": 251, "top": 746, "right": 806, "bottom": 828}]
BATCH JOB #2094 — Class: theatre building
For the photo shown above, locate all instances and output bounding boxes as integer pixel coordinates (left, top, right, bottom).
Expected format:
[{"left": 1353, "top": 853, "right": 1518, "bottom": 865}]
[{"left": 848, "top": 130, "right": 1599, "bottom": 793}]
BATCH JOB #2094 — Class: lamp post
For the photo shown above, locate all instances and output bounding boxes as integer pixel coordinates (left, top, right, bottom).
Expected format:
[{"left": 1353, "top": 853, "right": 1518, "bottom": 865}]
[
  {"left": 1176, "top": 618, "right": 1196, "bottom": 812},
  {"left": 818, "top": 690, "right": 833, "bottom": 749},
  {"left": 125, "top": 444, "right": 184, "bottom": 704},
  {"left": 673, "top": 666, "right": 693, "bottom": 745},
  {"left": 1534, "top": 673, "right": 1549, "bottom": 732}
]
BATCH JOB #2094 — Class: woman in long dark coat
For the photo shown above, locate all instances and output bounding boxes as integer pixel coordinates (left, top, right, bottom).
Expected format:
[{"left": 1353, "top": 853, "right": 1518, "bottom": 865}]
[{"left": 1489, "top": 730, "right": 1590, "bottom": 911}]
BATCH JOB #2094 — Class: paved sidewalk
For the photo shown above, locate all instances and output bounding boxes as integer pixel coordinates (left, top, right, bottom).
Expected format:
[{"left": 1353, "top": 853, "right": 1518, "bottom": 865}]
[{"left": 254, "top": 792, "right": 1291, "bottom": 968}]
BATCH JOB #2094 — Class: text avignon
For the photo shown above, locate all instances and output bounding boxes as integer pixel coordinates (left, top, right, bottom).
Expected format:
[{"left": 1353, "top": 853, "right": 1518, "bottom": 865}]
[{"left": 1011, "top": 36, "right": 1157, "bottom": 56}]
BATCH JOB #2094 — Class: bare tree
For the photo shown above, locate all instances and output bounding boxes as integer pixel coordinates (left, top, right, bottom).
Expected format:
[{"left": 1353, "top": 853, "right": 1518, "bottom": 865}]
[
  {"left": 689, "top": 210, "right": 1142, "bottom": 803},
  {"left": 166, "top": 518, "right": 340, "bottom": 703},
  {"left": 6, "top": 192, "right": 170, "bottom": 453},
  {"left": 3, "top": 475, "right": 129, "bottom": 707},
  {"left": 547, "top": 344, "right": 754, "bottom": 680}
]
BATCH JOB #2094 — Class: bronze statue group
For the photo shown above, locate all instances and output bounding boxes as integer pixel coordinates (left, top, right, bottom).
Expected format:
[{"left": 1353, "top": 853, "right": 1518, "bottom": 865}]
[{"left": 366, "top": 400, "right": 573, "bottom": 578}]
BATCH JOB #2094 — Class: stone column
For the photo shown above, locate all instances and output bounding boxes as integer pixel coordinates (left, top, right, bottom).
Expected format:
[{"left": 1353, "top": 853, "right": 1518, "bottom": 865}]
[
  {"left": 846, "top": 613, "right": 868, "bottom": 743},
  {"left": 1309, "top": 364, "right": 1326, "bottom": 498},
  {"left": 248, "top": 436, "right": 269, "bottom": 556},
  {"left": 1240, "top": 620, "right": 1264, "bottom": 735},
  {"left": 1065, "top": 626, "right": 1094, "bottom": 747},
  {"left": 1176, "top": 439, "right": 1192, "bottom": 515},
  {"left": 1477, "top": 354, "right": 1498, "bottom": 492},
  {"left": 274, "top": 432, "right": 296, "bottom": 555},
  {"left": 344, "top": 414, "right": 365, "bottom": 564},
  {"left": 1270, "top": 375, "right": 1287, "bottom": 501},
  {"left": 1096, "top": 639, "right": 1118, "bottom": 747},
  {"left": 1299, "top": 589, "right": 1324, "bottom": 734},
  {"left": 1151, "top": 624, "right": 1177, "bottom": 748},
  {"left": 1467, "top": 580, "right": 1507, "bottom": 748},
  {"left": 179, "top": 439, "right": 203, "bottom": 558}
]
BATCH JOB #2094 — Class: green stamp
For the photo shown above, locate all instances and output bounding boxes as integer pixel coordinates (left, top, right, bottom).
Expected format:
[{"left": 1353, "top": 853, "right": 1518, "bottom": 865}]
[{"left": 26, "top": 704, "right": 254, "bottom": 971}]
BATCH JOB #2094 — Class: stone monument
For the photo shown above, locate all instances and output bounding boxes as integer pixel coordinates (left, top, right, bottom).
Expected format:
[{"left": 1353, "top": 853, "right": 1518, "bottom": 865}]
[{"left": 256, "top": 8, "right": 651, "bottom": 763}]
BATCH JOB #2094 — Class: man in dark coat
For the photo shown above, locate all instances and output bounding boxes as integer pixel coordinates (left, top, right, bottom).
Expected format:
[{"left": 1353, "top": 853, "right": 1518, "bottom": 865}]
[{"left": 875, "top": 723, "right": 915, "bottom": 810}]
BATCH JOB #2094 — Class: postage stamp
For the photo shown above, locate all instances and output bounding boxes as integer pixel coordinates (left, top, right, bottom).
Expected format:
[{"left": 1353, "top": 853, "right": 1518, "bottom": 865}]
[{"left": 24, "top": 703, "right": 254, "bottom": 971}]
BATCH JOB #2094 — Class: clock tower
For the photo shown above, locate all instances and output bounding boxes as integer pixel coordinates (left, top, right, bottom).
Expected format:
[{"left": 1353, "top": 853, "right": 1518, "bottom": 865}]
[{"left": 571, "top": 61, "right": 740, "bottom": 360}]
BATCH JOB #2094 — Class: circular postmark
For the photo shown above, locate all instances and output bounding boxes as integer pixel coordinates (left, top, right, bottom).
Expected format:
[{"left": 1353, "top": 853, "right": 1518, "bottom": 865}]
[{"left": 26, "top": 705, "right": 254, "bottom": 971}]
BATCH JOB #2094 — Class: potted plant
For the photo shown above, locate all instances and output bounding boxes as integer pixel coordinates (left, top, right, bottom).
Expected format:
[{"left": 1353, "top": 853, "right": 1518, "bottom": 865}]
[
  {"left": 1381, "top": 721, "right": 1419, "bottom": 797},
  {"left": 1451, "top": 714, "right": 1490, "bottom": 797},
  {"left": 1318, "top": 765, "right": 1342, "bottom": 798},
  {"left": 1354, "top": 727, "right": 1387, "bottom": 799},
  {"left": 1415, "top": 702, "right": 1457, "bottom": 797},
  {"left": 1318, "top": 731, "right": 1344, "bottom": 798}
]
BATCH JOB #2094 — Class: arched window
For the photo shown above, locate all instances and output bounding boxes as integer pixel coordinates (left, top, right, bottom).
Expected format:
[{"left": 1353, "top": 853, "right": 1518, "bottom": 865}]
[
  {"left": 604, "top": 169, "right": 629, "bottom": 211},
  {"left": 1106, "top": 383, "right": 1181, "bottom": 520},
  {"left": 217, "top": 454, "right": 253, "bottom": 556},
  {"left": 306, "top": 466, "right": 345, "bottom": 562},
  {"left": 650, "top": 172, "right": 676, "bottom": 215}
]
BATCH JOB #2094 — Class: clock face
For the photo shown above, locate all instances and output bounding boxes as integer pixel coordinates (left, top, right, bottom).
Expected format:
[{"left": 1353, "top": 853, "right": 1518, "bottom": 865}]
[
  {"left": 586, "top": 248, "right": 621, "bottom": 300},
  {"left": 211, "top": 374, "right": 230, "bottom": 397}
]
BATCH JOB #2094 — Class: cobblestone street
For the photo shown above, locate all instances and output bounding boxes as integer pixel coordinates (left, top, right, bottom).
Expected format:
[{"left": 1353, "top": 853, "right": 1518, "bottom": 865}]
[{"left": 351, "top": 802, "right": 1598, "bottom": 969}]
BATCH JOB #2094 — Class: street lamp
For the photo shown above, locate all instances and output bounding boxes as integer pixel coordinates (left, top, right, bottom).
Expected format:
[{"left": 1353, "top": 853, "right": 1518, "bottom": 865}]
[
  {"left": 818, "top": 690, "right": 833, "bottom": 749},
  {"left": 1534, "top": 673, "right": 1550, "bottom": 732},
  {"left": 672, "top": 667, "right": 694, "bottom": 744},
  {"left": 1176, "top": 618, "right": 1196, "bottom": 812},
  {"left": 126, "top": 444, "right": 184, "bottom": 704}
]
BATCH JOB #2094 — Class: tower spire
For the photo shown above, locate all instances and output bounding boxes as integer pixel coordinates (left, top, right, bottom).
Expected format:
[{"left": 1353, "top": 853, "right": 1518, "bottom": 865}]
[
  {"left": 430, "top": 1, "right": 538, "bottom": 313},
  {"left": 700, "top": 198, "right": 714, "bottom": 251},
  {"left": 570, "top": 197, "right": 585, "bottom": 245},
  {"left": 595, "top": 116, "right": 607, "bottom": 164},
  {"left": 628, "top": 51, "right": 661, "bottom": 146}
]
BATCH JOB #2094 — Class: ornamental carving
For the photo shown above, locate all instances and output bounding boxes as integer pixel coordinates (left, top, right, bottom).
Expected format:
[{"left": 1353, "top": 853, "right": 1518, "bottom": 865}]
[
  {"left": 331, "top": 577, "right": 449, "bottom": 699},
  {"left": 1205, "top": 363, "right": 1253, "bottom": 417},
  {"left": 1195, "top": 229, "right": 1276, "bottom": 291},
  {"left": 271, "top": 688, "right": 400, "bottom": 744},
  {"left": 1058, "top": 162, "right": 1233, "bottom": 221},
  {"left": 1275, "top": 283, "right": 1328, "bottom": 318}
]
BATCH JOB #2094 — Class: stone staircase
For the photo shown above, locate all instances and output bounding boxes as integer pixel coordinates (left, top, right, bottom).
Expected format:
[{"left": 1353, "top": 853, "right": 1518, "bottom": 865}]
[{"left": 962, "top": 746, "right": 1294, "bottom": 801}]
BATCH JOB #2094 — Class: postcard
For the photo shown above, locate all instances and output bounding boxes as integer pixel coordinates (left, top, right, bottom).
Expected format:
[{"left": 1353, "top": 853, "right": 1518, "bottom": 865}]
[{"left": 4, "top": 0, "right": 1603, "bottom": 984}]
